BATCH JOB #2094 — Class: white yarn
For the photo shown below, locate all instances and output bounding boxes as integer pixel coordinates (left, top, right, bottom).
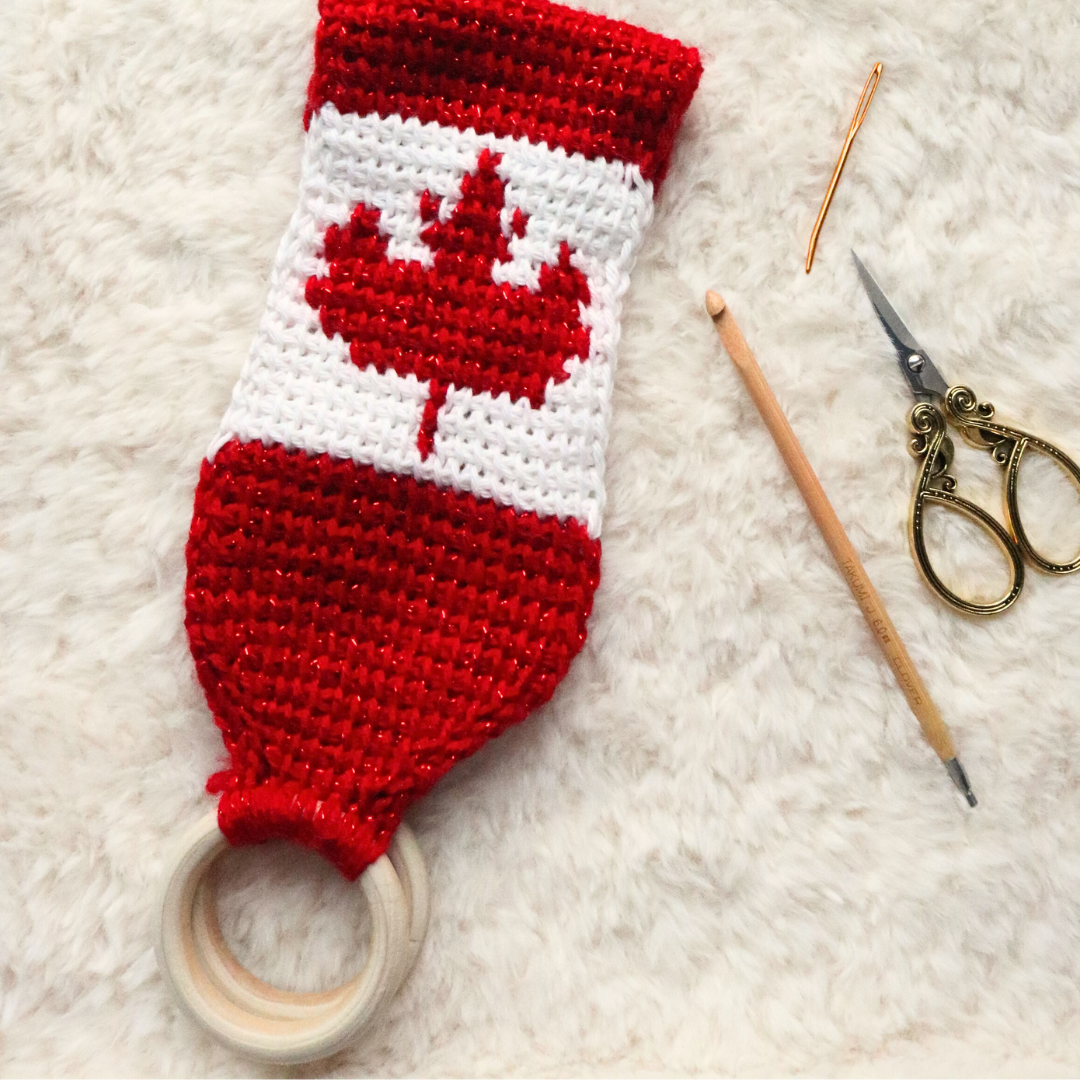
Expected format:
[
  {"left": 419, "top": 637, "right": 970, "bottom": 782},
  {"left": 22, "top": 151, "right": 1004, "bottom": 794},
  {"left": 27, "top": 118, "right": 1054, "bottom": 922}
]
[{"left": 214, "top": 103, "right": 656, "bottom": 537}]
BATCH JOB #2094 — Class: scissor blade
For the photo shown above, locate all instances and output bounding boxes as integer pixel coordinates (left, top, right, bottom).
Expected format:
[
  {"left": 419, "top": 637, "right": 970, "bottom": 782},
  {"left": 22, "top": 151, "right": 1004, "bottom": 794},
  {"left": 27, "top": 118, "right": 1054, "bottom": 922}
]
[{"left": 851, "top": 251, "right": 949, "bottom": 402}]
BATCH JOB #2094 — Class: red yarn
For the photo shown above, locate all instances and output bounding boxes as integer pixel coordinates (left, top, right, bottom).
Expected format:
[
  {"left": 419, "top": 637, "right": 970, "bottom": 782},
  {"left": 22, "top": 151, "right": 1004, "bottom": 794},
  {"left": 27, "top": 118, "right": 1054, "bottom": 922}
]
[
  {"left": 306, "top": 0, "right": 703, "bottom": 183},
  {"left": 186, "top": 441, "right": 601, "bottom": 879},
  {"left": 417, "top": 381, "right": 449, "bottom": 460},
  {"left": 305, "top": 148, "right": 591, "bottom": 445}
]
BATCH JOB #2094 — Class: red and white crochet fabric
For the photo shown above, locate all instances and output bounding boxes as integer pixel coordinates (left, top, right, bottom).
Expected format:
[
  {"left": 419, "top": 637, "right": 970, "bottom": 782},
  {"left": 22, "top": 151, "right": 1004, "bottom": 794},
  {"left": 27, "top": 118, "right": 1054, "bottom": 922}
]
[{"left": 185, "top": 0, "right": 701, "bottom": 879}]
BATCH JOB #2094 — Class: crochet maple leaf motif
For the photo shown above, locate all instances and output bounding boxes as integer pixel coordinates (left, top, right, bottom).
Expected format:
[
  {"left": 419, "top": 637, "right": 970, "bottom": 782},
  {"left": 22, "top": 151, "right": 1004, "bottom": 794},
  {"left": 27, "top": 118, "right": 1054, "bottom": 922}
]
[{"left": 305, "top": 149, "right": 592, "bottom": 459}]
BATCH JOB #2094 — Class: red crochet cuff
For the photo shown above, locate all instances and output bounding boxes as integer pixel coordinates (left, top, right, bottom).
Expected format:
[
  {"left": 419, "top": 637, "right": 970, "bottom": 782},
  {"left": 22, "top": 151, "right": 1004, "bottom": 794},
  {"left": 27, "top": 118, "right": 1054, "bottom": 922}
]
[{"left": 306, "top": 0, "right": 702, "bottom": 183}]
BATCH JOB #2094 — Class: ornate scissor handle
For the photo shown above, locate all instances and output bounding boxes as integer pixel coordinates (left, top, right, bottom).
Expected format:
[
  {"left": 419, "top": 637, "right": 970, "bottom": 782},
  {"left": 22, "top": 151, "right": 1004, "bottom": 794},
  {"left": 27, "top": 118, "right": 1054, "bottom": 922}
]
[
  {"left": 945, "top": 385, "right": 1080, "bottom": 575},
  {"left": 907, "top": 400, "right": 1025, "bottom": 615}
]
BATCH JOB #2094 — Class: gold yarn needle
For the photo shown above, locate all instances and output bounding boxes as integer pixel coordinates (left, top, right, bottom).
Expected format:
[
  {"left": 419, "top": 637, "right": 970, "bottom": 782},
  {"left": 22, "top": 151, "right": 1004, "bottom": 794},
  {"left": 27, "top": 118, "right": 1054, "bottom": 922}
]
[{"left": 805, "top": 62, "right": 883, "bottom": 273}]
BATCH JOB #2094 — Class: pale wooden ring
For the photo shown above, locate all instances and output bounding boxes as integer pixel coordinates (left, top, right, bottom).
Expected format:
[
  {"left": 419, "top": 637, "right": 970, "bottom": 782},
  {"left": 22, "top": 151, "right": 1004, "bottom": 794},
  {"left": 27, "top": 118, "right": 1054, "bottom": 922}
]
[
  {"left": 190, "top": 820, "right": 429, "bottom": 1016},
  {"left": 155, "top": 812, "right": 421, "bottom": 1064},
  {"left": 385, "top": 821, "right": 430, "bottom": 981}
]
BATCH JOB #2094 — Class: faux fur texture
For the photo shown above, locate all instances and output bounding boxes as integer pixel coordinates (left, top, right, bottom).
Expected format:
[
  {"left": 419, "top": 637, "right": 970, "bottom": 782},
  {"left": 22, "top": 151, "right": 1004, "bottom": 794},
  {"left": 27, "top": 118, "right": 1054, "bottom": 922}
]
[{"left": 4, "top": 0, "right": 1080, "bottom": 1075}]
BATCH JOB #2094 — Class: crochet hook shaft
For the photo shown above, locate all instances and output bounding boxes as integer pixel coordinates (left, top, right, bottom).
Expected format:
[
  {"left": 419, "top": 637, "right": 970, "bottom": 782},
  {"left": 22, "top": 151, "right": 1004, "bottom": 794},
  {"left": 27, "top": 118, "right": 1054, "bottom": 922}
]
[{"left": 705, "top": 290, "right": 976, "bottom": 807}]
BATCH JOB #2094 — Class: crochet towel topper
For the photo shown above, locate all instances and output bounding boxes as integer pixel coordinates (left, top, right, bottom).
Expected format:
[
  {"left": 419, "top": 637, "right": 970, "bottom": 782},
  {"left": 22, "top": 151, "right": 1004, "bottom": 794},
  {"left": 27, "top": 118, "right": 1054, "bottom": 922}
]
[{"left": 155, "top": 0, "right": 700, "bottom": 1062}]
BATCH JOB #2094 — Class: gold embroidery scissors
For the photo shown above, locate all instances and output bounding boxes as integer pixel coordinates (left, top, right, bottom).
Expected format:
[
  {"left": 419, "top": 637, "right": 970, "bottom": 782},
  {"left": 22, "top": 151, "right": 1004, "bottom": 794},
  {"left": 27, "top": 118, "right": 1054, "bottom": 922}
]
[{"left": 854, "top": 252, "right": 1080, "bottom": 615}]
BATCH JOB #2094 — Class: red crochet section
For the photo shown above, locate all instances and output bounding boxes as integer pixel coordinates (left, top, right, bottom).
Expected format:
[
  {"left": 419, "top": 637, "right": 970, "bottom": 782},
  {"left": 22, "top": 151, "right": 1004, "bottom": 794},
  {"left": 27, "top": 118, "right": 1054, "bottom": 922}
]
[
  {"left": 305, "top": 149, "right": 590, "bottom": 459},
  {"left": 306, "top": 0, "right": 702, "bottom": 183},
  {"left": 185, "top": 441, "right": 600, "bottom": 879},
  {"left": 417, "top": 380, "right": 448, "bottom": 458}
]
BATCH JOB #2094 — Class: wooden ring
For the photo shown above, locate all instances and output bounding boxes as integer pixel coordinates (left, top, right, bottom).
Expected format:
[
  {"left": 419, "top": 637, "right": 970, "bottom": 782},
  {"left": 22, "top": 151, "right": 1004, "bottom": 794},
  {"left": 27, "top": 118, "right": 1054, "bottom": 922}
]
[
  {"left": 190, "top": 822, "right": 429, "bottom": 1019},
  {"left": 385, "top": 821, "right": 431, "bottom": 980},
  {"left": 154, "top": 812, "right": 424, "bottom": 1064}
]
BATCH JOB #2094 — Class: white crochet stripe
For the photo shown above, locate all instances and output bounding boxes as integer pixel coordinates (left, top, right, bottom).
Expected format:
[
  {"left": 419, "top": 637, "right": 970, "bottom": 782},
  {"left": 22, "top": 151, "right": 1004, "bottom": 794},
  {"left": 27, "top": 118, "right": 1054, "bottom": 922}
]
[{"left": 214, "top": 102, "right": 655, "bottom": 538}]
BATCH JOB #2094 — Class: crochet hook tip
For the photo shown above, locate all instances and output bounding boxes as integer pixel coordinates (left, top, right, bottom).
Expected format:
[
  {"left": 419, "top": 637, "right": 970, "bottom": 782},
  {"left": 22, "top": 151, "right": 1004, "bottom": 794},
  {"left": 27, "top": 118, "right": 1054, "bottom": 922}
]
[
  {"left": 944, "top": 757, "right": 978, "bottom": 807},
  {"left": 705, "top": 290, "right": 726, "bottom": 318}
]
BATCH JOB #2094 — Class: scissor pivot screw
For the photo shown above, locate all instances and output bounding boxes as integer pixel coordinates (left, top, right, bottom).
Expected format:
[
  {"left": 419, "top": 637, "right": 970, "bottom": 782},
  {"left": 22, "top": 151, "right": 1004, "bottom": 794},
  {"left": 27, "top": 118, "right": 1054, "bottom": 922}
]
[{"left": 907, "top": 353, "right": 925, "bottom": 373}]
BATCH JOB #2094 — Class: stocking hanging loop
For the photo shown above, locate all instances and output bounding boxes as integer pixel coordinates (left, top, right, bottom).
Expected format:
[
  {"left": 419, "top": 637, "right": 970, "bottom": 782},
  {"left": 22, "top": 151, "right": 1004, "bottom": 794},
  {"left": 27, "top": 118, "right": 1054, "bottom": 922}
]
[{"left": 154, "top": 813, "right": 428, "bottom": 1064}]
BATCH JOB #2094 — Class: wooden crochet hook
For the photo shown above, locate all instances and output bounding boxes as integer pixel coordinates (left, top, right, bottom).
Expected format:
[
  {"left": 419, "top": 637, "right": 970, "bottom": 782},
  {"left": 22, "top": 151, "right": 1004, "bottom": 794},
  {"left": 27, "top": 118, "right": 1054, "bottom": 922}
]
[{"left": 706, "top": 291, "right": 976, "bottom": 806}]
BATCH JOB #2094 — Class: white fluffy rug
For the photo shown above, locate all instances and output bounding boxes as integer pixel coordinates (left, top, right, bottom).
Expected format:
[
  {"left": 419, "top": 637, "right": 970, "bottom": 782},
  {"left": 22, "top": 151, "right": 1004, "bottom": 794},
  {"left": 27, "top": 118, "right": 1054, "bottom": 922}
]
[{"left": 5, "top": 0, "right": 1080, "bottom": 1075}]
